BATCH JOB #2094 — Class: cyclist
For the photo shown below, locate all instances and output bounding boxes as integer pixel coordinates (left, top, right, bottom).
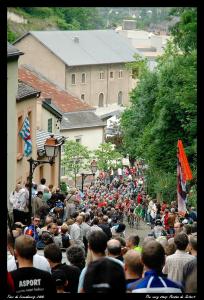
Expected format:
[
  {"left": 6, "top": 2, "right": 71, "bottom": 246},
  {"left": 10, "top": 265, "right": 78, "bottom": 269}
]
[{"left": 134, "top": 203, "right": 143, "bottom": 228}]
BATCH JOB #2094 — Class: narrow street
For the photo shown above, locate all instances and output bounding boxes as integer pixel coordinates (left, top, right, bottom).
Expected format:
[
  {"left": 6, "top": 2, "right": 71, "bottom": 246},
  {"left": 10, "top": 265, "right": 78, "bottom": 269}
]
[
  {"left": 124, "top": 219, "right": 151, "bottom": 243},
  {"left": 37, "top": 219, "right": 151, "bottom": 264}
]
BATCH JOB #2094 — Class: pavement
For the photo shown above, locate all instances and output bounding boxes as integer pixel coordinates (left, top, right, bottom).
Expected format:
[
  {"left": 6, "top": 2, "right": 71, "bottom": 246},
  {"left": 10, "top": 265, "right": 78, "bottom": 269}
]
[
  {"left": 37, "top": 219, "right": 151, "bottom": 264},
  {"left": 124, "top": 219, "right": 151, "bottom": 244}
]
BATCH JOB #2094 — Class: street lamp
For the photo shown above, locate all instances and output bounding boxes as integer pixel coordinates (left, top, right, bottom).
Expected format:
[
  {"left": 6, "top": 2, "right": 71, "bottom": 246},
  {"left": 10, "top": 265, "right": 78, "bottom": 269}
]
[
  {"left": 27, "top": 134, "right": 64, "bottom": 224},
  {"left": 81, "top": 160, "right": 98, "bottom": 193}
]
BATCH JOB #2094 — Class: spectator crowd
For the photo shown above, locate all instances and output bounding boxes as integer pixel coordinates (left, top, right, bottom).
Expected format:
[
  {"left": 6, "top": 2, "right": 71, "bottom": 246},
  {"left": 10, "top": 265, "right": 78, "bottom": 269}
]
[{"left": 7, "top": 166, "right": 197, "bottom": 295}]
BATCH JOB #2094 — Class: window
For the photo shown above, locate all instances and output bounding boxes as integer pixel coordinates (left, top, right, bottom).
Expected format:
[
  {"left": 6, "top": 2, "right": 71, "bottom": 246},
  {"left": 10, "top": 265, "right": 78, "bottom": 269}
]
[
  {"left": 99, "top": 93, "right": 104, "bottom": 107},
  {"left": 81, "top": 94, "right": 85, "bottom": 101},
  {"left": 118, "top": 91, "right": 123, "bottom": 105},
  {"left": 75, "top": 138, "right": 81, "bottom": 143},
  {"left": 48, "top": 118, "right": 52, "bottom": 133},
  {"left": 81, "top": 73, "right": 86, "bottom": 84},
  {"left": 71, "top": 74, "right": 76, "bottom": 85},
  {"left": 99, "top": 72, "right": 105, "bottom": 80},
  {"left": 17, "top": 115, "right": 23, "bottom": 155},
  {"left": 119, "top": 70, "right": 123, "bottom": 78},
  {"left": 110, "top": 71, "right": 114, "bottom": 79}
]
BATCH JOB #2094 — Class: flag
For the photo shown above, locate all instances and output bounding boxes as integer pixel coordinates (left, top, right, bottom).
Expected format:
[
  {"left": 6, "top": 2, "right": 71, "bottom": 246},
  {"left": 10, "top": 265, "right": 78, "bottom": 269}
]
[
  {"left": 19, "top": 116, "right": 32, "bottom": 157},
  {"left": 177, "top": 140, "right": 193, "bottom": 213}
]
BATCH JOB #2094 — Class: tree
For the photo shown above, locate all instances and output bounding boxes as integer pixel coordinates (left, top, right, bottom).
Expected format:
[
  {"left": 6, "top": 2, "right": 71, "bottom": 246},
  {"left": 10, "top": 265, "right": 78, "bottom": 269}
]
[
  {"left": 169, "top": 8, "right": 197, "bottom": 53},
  {"left": 62, "top": 141, "right": 90, "bottom": 187},
  {"left": 94, "top": 143, "right": 122, "bottom": 172},
  {"left": 120, "top": 8, "right": 197, "bottom": 201}
]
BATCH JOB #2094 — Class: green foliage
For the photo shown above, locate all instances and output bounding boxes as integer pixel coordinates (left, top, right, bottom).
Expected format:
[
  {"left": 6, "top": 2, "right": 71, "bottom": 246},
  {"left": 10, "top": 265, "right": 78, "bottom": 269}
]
[
  {"left": 7, "top": 7, "right": 105, "bottom": 41},
  {"left": 146, "top": 168, "right": 177, "bottom": 203},
  {"left": 169, "top": 8, "right": 197, "bottom": 53},
  {"left": 7, "top": 25, "right": 17, "bottom": 43},
  {"left": 21, "top": 7, "right": 54, "bottom": 18},
  {"left": 187, "top": 185, "right": 197, "bottom": 208},
  {"left": 94, "top": 143, "right": 122, "bottom": 171},
  {"left": 56, "top": 18, "right": 69, "bottom": 30},
  {"left": 121, "top": 8, "right": 197, "bottom": 201},
  {"left": 62, "top": 140, "right": 91, "bottom": 177},
  {"left": 126, "top": 53, "right": 148, "bottom": 78}
]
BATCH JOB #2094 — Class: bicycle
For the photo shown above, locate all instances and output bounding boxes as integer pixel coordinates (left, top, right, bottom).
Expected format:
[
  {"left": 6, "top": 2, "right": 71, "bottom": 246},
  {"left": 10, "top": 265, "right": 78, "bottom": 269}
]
[
  {"left": 128, "top": 212, "right": 135, "bottom": 228},
  {"left": 134, "top": 214, "right": 140, "bottom": 229}
]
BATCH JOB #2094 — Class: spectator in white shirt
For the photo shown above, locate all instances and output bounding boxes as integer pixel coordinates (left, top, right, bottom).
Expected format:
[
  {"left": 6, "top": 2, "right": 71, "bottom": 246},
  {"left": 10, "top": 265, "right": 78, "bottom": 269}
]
[{"left": 162, "top": 232, "right": 195, "bottom": 284}]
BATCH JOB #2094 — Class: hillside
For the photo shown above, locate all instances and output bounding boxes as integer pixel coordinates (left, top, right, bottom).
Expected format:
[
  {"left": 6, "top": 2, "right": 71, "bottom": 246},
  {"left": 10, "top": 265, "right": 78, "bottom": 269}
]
[{"left": 7, "top": 7, "right": 173, "bottom": 43}]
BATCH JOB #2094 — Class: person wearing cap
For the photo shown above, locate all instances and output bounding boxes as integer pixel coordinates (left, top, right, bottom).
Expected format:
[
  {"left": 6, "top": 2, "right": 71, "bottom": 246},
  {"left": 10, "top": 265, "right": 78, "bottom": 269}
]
[
  {"left": 83, "top": 257, "right": 126, "bottom": 293},
  {"left": 52, "top": 269, "right": 69, "bottom": 293}
]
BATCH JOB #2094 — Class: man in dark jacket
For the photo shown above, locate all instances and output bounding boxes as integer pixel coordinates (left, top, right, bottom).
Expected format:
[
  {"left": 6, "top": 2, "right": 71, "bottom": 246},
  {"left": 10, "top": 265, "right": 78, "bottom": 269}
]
[{"left": 98, "top": 215, "right": 112, "bottom": 240}]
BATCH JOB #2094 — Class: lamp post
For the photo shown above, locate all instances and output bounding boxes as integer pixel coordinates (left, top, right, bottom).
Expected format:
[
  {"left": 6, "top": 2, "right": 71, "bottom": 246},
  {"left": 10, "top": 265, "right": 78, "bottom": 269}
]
[
  {"left": 81, "top": 160, "right": 97, "bottom": 193},
  {"left": 27, "top": 134, "right": 63, "bottom": 224}
]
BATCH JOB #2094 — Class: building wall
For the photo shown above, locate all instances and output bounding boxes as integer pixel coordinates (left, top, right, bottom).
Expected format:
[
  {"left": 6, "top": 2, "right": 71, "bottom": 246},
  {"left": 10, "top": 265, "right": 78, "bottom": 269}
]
[
  {"left": 40, "top": 106, "right": 60, "bottom": 134},
  {"left": 15, "top": 34, "right": 66, "bottom": 88},
  {"left": 16, "top": 97, "right": 37, "bottom": 185},
  {"left": 7, "top": 59, "right": 18, "bottom": 206},
  {"left": 36, "top": 100, "right": 42, "bottom": 130},
  {"left": 15, "top": 34, "right": 134, "bottom": 108},
  {"left": 16, "top": 99, "right": 60, "bottom": 189},
  {"left": 35, "top": 102, "right": 61, "bottom": 187},
  {"left": 33, "top": 156, "right": 60, "bottom": 188},
  {"left": 61, "top": 127, "right": 105, "bottom": 151},
  {"left": 65, "top": 64, "right": 132, "bottom": 107}
]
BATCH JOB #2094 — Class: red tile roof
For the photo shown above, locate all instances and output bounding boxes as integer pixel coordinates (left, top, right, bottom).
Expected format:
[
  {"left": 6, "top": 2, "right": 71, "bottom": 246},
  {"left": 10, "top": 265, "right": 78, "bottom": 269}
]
[{"left": 18, "top": 65, "right": 95, "bottom": 113}]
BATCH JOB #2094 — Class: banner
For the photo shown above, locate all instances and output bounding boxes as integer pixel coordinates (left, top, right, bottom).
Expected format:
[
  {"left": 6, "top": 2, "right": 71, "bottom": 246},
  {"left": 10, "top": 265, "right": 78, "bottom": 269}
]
[
  {"left": 177, "top": 140, "right": 193, "bottom": 213},
  {"left": 19, "top": 116, "right": 32, "bottom": 157}
]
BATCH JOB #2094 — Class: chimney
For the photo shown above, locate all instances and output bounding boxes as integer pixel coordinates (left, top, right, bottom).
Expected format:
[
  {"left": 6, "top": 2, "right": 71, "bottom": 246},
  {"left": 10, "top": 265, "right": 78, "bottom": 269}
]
[
  {"left": 44, "top": 98, "right": 52, "bottom": 104},
  {"left": 73, "top": 36, "right": 79, "bottom": 43}
]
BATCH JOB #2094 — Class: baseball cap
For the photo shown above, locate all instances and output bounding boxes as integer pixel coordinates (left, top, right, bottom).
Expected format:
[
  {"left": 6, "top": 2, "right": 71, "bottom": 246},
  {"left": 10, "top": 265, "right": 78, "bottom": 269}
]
[
  {"left": 83, "top": 258, "right": 126, "bottom": 293},
  {"left": 52, "top": 270, "right": 67, "bottom": 286}
]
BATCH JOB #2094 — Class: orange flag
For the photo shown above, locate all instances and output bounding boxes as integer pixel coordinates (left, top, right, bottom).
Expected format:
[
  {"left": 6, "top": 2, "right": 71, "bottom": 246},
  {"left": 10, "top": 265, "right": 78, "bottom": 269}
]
[{"left": 177, "top": 140, "right": 193, "bottom": 181}]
